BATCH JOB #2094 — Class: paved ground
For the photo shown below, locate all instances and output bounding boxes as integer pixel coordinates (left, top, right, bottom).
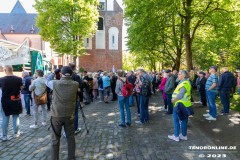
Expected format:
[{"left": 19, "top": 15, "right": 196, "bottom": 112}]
[{"left": 0, "top": 92, "right": 239, "bottom": 160}]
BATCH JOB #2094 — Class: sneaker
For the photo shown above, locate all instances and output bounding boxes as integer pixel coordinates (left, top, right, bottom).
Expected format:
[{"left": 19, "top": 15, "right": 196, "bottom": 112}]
[
  {"left": 126, "top": 123, "right": 131, "bottom": 127},
  {"left": 30, "top": 124, "right": 38, "bottom": 129},
  {"left": 1, "top": 136, "right": 7, "bottom": 142},
  {"left": 14, "top": 133, "right": 21, "bottom": 138},
  {"left": 220, "top": 112, "right": 229, "bottom": 116},
  {"left": 119, "top": 124, "right": 126, "bottom": 127},
  {"left": 203, "top": 113, "right": 210, "bottom": 117},
  {"left": 206, "top": 116, "right": 217, "bottom": 121},
  {"left": 99, "top": 101, "right": 103, "bottom": 103},
  {"left": 62, "top": 131, "right": 66, "bottom": 138},
  {"left": 179, "top": 134, "right": 187, "bottom": 140},
  {"left": 75, "top": 128, "right": 82, "bottom": 134},
  {"left": 42, "top": 122, "right": 47, "bottom": 126},
  {"left": 168, "top": 135, "right": 179, "bottom": 142},
  {"left": 135, "top": 121, "right": 144, "bottom": 125}
]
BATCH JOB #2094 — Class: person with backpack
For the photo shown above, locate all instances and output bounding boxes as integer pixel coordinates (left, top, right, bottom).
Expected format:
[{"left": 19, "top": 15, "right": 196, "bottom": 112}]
[
  {"left": 115, "top": 70, "right": 132, "bottom": 127},
  {"left": 135, "top": 69, "right": 152, "bottom": 124},
  {"left": 127, "top": 71, "right": 136, "bottom": 106}
]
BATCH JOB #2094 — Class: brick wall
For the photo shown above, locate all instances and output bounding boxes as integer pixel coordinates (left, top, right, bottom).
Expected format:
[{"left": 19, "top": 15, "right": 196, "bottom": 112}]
[{"left": 78, "top": 0, "right": 123, "bottom": 72}]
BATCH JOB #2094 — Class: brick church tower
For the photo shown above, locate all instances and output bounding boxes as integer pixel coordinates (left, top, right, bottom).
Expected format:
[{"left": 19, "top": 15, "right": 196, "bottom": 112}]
[{"left": 78, "top": 0, "right": 123, "bottom": 72}]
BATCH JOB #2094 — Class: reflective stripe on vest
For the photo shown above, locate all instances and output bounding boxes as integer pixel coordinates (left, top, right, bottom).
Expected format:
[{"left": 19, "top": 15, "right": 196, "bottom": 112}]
[{"left": 172, "top": 80, "right": 192, "bottom": 107}]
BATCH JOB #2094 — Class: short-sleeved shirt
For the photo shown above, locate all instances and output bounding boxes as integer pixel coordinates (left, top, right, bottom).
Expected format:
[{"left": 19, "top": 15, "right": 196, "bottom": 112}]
[
  {"left": 0, "top": 76, "right": 22, "bottom": 99},
  {"left": 102, "top": 76, "right": 110, "bottom": 88},
  {"left": 205, "top": 74, "right": 218, "bottom": 92}
]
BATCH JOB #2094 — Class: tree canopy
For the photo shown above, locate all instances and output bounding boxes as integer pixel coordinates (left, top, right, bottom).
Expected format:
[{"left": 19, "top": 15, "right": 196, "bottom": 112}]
[
  {"left": 34, "top": 0, "right": 99, "bottom": 57},
  {"left": 124, "top": 0, "right": 240, "bottom": 71}
]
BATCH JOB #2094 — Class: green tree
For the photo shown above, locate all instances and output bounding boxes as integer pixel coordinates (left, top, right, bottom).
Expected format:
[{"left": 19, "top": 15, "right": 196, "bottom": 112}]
[
  {"left": 124, "top": 0, "right": 239, "bottom": 71},
  {"left": 34, "top": 0, "right": 99, "bottom": 63}
]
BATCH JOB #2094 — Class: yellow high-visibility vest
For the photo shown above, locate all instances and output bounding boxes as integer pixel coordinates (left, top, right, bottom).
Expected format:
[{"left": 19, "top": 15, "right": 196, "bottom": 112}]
[{"left": 172, "top": 80, "right": 192, "bottom": 107}]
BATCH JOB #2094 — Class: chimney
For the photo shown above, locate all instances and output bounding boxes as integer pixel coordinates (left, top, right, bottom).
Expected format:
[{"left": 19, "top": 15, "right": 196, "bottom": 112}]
[
  {"left": 30, "top": 25, "right": 35, "bottom": 33},
  {"left": 10, "top": 25, "right": 15, "bottom": 33}
]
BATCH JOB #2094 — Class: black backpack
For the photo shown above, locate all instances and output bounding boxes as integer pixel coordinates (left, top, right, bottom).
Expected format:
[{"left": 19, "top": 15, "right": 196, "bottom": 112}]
[{"left": 141, "top": 77, "right": 151, "bottom": 96}]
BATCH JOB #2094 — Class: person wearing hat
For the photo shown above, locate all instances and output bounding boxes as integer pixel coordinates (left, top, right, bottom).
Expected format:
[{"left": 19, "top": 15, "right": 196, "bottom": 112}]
[
  {"left": 203, "top": 66, "right": 218, "bottom": 121},
  {"left": 164, "top": 69, "right": 176, "bottom": 114},
  {"left": 46, "top": 66, "right": 79, "bottom": 160},
  {"left": 196, "top": 71, "right": 207, "bottom": 107}
]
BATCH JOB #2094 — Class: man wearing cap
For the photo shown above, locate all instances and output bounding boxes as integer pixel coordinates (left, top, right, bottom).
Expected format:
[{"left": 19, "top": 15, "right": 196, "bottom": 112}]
[
  {"left": 46, "top": 66, "right": 79, "bottom": 160},
  {"left": 203, "top": 66, "right": 218, "bottom": 121},
  {"left": 217, "top": 67, "right": 234, "bottom": 115},
  {"left": 164, "top": 69, "right": 176, "bottom": 114},
  {"left": 196, "top": 71, "right": 207, "bottom": 107}
]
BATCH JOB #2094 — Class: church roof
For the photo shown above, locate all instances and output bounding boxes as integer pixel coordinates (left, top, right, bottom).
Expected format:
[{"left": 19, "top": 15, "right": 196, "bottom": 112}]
[
  {"left": 0, "top": 13, "right": 39, "bottom": 34},
  {"left": 11, "top": 0, "right": 27, "bottom": 14},
  {"left": 0, "top": 1, "right": 39, "bottom": 34}
]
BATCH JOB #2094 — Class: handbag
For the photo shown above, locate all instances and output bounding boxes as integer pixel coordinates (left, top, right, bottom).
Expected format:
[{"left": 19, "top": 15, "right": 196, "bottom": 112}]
[{"left": 34, "top": 91, "right": 47, "bottom": 105}]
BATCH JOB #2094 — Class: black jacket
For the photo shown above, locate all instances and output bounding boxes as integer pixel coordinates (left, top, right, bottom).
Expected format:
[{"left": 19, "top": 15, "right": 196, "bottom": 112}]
[
  {"left": 196, "top": 77, "right": 207, "bottom": 92},
  {"left": 217, "top": 71, "right": 234, "bottom": 92}
]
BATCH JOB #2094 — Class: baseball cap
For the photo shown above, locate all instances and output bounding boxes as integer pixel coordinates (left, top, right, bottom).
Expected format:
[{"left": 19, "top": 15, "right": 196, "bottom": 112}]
[
  {"left": 199, "top": 71, "right": 206, "bottom": 76},
  {"left": 210, "top": 66, "right": 218, "bottom": 71},
  {"left": 165, "top": 69, "right": 172, "bottom": 73},
  {"left": 61, "top": 66, "right": 73, "bottom": 77}
]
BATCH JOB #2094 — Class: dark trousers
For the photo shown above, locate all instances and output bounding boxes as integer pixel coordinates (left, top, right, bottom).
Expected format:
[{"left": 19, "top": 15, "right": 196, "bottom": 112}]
[
  {"left": 199, "top": 90, "right": 207, "bottom": 106},
  {"left": 140, "top": 95, "right": 149, "bottom": 123},
  {"left": 24, "top": 94, "right": 31, "bottom": 115},
  {"left": 51, "top": 116, "right": 75, "bottom": 160},
  {"left": 47, "top": 92, "right": 52, "bottom": 110},
  {"left": 136, "top": 94, "right": 140, "bottom": 114},
  {"left": 74, "top": 100, "right": 80, "bottom": 131},
  {"left": 111, "top": 85, "right": 117, "bottom": 100},
  {"left": 219, "top": 90, "right": 231, "bottom": 113},
  {"left": 166, "top": 94, "right": 173, "bottom": 114}
]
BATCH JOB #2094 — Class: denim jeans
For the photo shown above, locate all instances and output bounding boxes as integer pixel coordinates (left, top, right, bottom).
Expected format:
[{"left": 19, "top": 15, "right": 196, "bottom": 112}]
[
  {"left": 238, "top": 88, "right": 240, "bottom": 94},
  {"left": 173, "top": 106, "right": 188, "bottom": 137},
  {"left": 74, "top": 100, "right": 79, "bottom": 131},
  {"left": 166, "top": 94, "right": 173, "bottom": 114},
  {"left": 24, "top": 94, "right": 31, "bottom": 115},
  {"left": 219, "top": 90, "right": 230, "bottom": 113},
  {"left": 118, "top": 96, "right": 131, "bottom": 125},
  {"left": 206, "top": 91, "right": 217, "bottom": 118},
  {"left": 1, "top": 106, "right": 20, "bottom": 137},
  {"left": 129, "top": 95, "right": 134, "bottom": 106},
  {"left": 140, "top": 95, "right": 149, "bottom": 123},
  {"left": 98, "top": 89, "right": 104, "bottom": 101}
]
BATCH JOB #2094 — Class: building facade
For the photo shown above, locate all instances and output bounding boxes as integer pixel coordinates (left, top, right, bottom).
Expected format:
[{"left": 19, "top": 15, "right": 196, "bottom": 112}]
[{"left": 0, "top": 0, "right": 123, "bottom": 72}]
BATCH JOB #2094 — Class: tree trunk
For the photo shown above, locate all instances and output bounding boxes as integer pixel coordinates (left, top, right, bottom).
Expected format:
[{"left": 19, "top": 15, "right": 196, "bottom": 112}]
[
  {"left": 184, "top": 0, "right": 193, "bottom": 71},
  {"left": 172, "top": 48, "right": 181, "bottom": 71},
  {"left": 184, "top": 16, "right": 193, "bottom": 71}
]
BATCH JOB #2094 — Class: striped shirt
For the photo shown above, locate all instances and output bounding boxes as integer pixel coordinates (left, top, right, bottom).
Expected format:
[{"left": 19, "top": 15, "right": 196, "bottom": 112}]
[{"left": 205, "top": 74, "right": 218, "bottom": 92}]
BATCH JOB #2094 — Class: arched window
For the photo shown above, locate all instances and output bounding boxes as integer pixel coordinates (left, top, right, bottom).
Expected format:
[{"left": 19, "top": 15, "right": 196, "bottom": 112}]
[
  {"left": 98, "top": 17, "right": 104, "bottom": 30},
  {"left": 108, "top": 27, "right": 119, "bottom": 50}
]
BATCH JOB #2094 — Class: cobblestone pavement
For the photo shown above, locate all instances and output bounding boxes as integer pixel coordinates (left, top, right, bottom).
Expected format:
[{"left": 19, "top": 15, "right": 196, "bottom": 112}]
[{"left": 0, "top": 92, "right": 239, "bottom": 160}]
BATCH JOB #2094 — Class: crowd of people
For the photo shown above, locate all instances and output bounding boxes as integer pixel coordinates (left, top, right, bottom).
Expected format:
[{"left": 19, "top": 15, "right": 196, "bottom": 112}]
[{"left": 0, "top": 64, "right": 240, "bottom": 159}]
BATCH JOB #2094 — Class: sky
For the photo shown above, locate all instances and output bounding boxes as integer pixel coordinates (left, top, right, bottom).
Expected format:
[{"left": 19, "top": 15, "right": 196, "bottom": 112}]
[{"left": 0, "top": 0, "right": 123, "bottom": 13}]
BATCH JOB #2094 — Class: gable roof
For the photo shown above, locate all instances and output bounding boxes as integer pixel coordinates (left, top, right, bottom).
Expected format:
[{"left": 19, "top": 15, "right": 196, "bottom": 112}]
[
  {"left": 0, "top": 13, "right": 39, "bottom": 34},
  {"left": 11, "top": 0, "right": 27, "bottom": 14}
]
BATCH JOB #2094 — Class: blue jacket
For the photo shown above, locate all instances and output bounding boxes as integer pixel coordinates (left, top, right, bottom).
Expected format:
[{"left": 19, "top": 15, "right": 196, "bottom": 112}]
[
  {"left": 217, "top": 71, "right": 234, "bottom": 92},
  {"left": 21, "top": 76, "right": 32, "bottom": 94}
]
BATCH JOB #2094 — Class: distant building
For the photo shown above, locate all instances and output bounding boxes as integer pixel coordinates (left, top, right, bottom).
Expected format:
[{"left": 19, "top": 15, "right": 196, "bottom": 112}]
[
  {"left": 79, "top": 0, "right": 123, "bottom": 71},
  {"left": 0, "top": 0, "right": 123, "bottom": 72}
]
